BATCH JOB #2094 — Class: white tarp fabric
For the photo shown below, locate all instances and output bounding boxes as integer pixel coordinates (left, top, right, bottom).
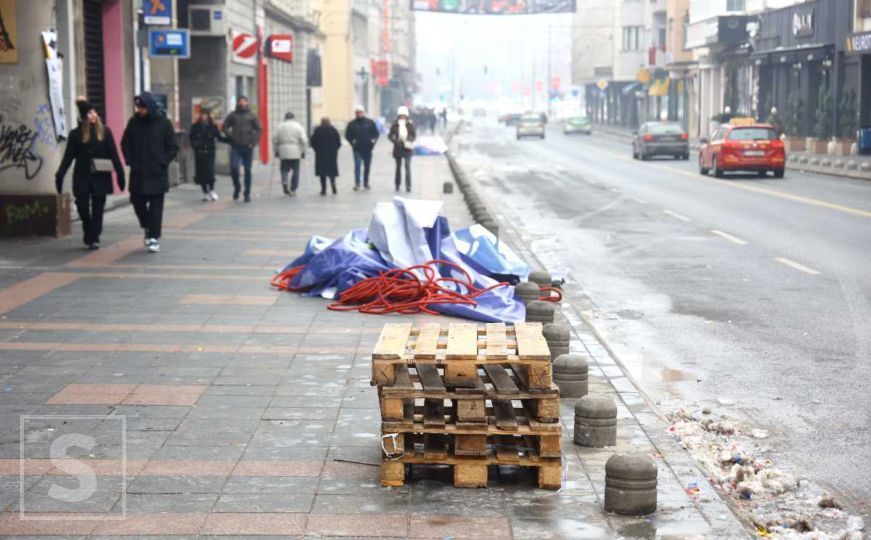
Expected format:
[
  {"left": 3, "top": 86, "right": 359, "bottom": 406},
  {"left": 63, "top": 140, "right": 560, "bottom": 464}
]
[{"left": 367, "top": 197, "right": 444, "bottom": 274}]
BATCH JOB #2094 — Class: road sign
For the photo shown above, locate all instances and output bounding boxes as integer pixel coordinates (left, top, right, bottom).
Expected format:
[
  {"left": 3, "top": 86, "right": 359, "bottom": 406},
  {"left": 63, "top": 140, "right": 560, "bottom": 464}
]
[
  {"left": 596, "top": 79, "right": 609, "bottom": 90},
  {"left": 266, "top": 34, "right": 293, "bottom": 63},
  {"left": 232, "top": 30, "right": 258, "bottom": 66},
  {"left": 148, "top": 29, "right": 189, "bottom": 58},
  {"left": 144, "top": 0, "right": 172, "bottom": 26}
]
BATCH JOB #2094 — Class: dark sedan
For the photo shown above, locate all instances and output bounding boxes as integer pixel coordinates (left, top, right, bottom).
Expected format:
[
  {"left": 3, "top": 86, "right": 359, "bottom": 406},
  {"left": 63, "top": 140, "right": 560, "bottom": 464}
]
[{"left": 632, "top": 122, "right": 690, "bottom": 160}]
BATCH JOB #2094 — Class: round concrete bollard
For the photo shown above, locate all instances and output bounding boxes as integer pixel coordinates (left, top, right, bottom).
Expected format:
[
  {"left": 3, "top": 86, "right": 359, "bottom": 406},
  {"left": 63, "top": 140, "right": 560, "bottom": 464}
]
[
  {"left": 514, "top": 282, "right": 541, "bottom": 305},
  {"left": 543, "top": 323, "right": 570, "bottom": 361},
  {"left": 528, "top": 269, "right": 552, "bottom": 288},
  {"left": 573, "top": 395, "right": 617, "bottom": 447},
  {"left": 553, "top": 353, "right": 589, "bottom": 398},
  {"left": 480, "top": 220, "right": 499, "bottom": 237},
  {"left": 443, "top": 182, "right": 454, "bottom": 194},
  {"left": 525, "top": 300, "right": 555, "bottom": 324},
  {"left": 604, "top": 453, "right": 658, "bottom": 516}
]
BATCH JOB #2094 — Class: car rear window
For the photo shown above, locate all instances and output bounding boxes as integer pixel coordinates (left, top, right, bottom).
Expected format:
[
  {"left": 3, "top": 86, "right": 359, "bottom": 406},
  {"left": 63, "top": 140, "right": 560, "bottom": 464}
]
[
  {"left": 520, "top": 115, "right": 541, "bottom": 123},
  {"left": 728, "top": 128, "right": 777, "bottom": 141},
  {"left": 649, "top": 124, "right": 684, "bottom": 135}
]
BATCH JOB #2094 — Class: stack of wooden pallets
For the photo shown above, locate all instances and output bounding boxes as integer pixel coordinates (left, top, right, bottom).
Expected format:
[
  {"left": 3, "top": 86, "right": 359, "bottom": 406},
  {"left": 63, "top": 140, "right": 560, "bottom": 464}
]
[{"left": 371, "top": 322, "right": 562, "bottom": 489}]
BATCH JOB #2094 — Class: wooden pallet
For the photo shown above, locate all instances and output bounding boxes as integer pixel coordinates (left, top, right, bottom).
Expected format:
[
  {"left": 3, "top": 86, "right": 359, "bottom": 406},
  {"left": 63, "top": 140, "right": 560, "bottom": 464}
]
[
  {"left": 371, "top": 322, "right": 552, "bottom": 390},
  {"left": 380, "top": 434, "right": 561, "bottom": 489}
]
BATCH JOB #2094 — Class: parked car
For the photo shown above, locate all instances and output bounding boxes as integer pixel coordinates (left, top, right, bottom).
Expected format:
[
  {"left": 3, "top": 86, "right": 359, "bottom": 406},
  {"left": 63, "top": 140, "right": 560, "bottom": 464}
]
[
  {"left": 500, "top": 112, "right": 523, "bottom": 126},
  {"left": 698, "top": 124, "right": 785, "bottom": 178},
  {"left": 516, "top": 114, "right": 546, "bottom": 140},
  {"left": 632, "top": 122, "right": 690, "bottom": 160},
  {"left": 562, "top": 115, "right": 592, "bottom": 135}
]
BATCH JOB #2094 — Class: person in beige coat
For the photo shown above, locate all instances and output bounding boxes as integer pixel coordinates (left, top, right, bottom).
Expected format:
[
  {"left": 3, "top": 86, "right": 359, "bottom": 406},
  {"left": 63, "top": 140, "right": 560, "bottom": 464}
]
[{"left": 273, "top": 112, "right": 308, "bottom": 196}]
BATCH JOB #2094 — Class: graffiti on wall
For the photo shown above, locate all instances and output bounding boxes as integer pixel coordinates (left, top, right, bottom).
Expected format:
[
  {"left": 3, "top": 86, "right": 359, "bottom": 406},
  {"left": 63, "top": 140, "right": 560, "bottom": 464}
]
[
  {"left": 33, "top": 103, "right": 56, "bottom": 148},
  {"left": 0, "top": 113, "right": 44, "bottom": 180}
]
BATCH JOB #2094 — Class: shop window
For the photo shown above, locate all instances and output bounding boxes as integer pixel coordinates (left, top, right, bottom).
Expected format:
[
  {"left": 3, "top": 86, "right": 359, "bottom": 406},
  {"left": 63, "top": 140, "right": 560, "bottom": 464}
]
[{"left": 726, "top": 0, "right": 745, "bottom": 12}]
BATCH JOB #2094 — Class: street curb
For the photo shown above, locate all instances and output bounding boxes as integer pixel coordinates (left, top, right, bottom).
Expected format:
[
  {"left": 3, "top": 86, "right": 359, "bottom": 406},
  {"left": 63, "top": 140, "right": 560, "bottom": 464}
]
[
  {"left": 444, "top": 139, "right": 753, "bottom": 538},
  {"left": 593, "top": 124, "right": 871, "bottom": 182}
]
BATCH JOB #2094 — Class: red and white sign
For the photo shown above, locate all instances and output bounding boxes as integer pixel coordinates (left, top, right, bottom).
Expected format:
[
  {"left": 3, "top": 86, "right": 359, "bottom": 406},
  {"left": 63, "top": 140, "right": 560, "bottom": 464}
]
[
  {"left": 231, "top": 30, "right": 258, "bottom": 66},
  {"left": 371, "top": 59, "right": 390, "bottom": 87},
  {"left": 267, "top": 34, "right": 293, "bottom": 63}
]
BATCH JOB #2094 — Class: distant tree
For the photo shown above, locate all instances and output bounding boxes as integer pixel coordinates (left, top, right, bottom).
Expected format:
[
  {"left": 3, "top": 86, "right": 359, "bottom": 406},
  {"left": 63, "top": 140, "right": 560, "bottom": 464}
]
[
  {"left": 839, "top": 88, "right": 857, "bottom": 140},
  {"left": 785, "top": 90, "right": 803, "bottom": 137},
  {"left": 813, "top": 84, "right": 832, "bottom": 140}
]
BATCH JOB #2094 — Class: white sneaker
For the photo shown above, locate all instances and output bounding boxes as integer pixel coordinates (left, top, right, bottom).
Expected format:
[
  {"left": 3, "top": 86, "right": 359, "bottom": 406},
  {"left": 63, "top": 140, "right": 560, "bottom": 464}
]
[
  {"left": 202, "top": 194, "right": 210, "bottom": 202},
  {"left": 147, "top": 239, "right": 160, "bottom": 253},
  {"left": 210, "top": 191, "right": 219, "bottom": 201}
]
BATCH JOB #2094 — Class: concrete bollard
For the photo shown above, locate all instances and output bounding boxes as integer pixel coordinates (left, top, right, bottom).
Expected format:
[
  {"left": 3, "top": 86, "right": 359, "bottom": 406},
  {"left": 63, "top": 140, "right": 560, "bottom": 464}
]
[
  {"left": 553, "top": 353, "right": 589, "bottom": 398},
  {"left": 525, "top": 300, "right": 555, "bottom": 324},
  {"left": 604, "top": 453, "right": 658, "bottom": 516},
  {"left": 543, "top": 323, "right": 570, "bottom": 361},
  {"left": 573, "top": 395, "right": 617, "bottom": 447},
  {"left": 443, "top": 182, "right": 454, "bottom": 194},
  {"left": 514, "top": 282, "right": 540, "bottom": 305},
  {"left": 480, "top": 220, "right": 499, "bottom": 238},
  {"left": 528, "top": 269, "right": 552, "bottom": 289}
]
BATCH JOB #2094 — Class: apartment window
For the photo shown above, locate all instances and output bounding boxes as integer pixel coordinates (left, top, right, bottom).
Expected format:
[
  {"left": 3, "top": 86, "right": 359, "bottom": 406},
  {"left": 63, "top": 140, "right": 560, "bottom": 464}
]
[
  {"left": 682, "top": 13, "right": 689, "bottom": 50},
  {"left": 861, "top": 0, "right": 871, "bottom": 17},
  {"left": 658, "top": 27, "right": 667, "bottom": 51},
  {"left": 726, "top": 0, "right": 745, "bottom": 11},
  {"left": 622, "top": 26, "right": 643, "bottom": 51}
]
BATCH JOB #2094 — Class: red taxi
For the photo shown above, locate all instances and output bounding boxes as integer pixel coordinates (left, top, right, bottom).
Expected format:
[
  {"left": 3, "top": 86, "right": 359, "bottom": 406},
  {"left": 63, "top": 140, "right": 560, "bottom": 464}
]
[{"left": 698, "top": 122, "right": 786, "bottom": 178}]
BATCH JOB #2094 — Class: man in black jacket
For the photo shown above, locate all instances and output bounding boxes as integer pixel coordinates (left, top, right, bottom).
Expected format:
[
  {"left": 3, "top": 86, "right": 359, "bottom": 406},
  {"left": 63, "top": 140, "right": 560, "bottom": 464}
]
[
  {"left": 121, "top": 92, "right": 179, "bottom": 253},
  {"left": 344, "top": 106, "right": 379, "bottom": 191},
  {"left": 222, "top": 97, "right": 262, "bottom": 202}
]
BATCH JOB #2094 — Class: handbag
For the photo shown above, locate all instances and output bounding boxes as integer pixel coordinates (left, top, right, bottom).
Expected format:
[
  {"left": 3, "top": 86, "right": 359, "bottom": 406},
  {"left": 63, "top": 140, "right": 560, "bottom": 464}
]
[{"left": 90, "top": 158, "right": 114, "bottom": 174}]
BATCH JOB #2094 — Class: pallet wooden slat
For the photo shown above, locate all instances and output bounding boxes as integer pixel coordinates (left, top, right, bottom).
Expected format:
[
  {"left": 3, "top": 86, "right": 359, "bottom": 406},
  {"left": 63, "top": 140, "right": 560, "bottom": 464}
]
[
  {"left": 373, "top": 323, "right": 413, "bottom": 359},
  {"left": 513, "top": 322, "right": 551, "bottom": 361},
  {"left": 416, "top": 364, "right": 446, "bottom": 392},
  {"left": 482, "top": 364, "right": 520, "bottom": 394},
  {"left": 446, "top": 323, "right": 479, "bottom": 359},
  {"left": 485, "top": 323, "right": 508, "bottom": 359},
  {"left": 413, "top": 323, "right": 441, "bottom": 359},
  {"left": 492, "top": 399, "right": 519, "bottom": 431}
]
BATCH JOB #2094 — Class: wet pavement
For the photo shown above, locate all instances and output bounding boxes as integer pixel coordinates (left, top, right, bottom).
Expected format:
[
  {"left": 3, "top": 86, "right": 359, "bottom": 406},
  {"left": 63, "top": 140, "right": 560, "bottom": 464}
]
[
  {"left": 0, "top": 137, "right": 748, "bottom": 538},
  {"left": 453, "top": 118, "right": 871, "bottom": 528}
]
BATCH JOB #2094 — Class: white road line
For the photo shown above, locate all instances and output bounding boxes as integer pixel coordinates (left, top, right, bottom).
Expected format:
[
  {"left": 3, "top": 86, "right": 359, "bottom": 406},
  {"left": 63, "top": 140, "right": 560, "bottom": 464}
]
[
  {"left": 775, "top": 257, "right": 821, "bottom": 275},
  {"left": 710, "top": 229, "right": 748, "bottom": 245},
  {"left": 628, "top": 196, "right": 648, "bottom": 204},
  {"left": 663, "top": 210, "right": 691, "bottom": 222}
]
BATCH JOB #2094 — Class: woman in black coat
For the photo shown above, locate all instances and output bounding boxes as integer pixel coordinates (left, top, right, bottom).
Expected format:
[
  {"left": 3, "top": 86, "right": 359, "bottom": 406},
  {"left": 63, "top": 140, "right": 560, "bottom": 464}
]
[
  {"left": 189, "top": 108, "right": 228, "bottom": 202},
  {"left": 309, "top": 117, "right": 342, "bottom": 195},
  {"left": 388, "top": 106, "right": 416, "bottom": 192},
  {"left": 55, "top": 100, "right": 126, "bottom": 250}
]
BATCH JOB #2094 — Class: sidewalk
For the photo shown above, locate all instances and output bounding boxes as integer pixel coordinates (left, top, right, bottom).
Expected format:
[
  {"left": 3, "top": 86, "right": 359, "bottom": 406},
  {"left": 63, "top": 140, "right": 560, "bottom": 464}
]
[
  {"left": 0, "top": 139, "right": 747, "bottom": 538},
  {"left": 592, "top": 123, "right": 871, "bottom": 182}
]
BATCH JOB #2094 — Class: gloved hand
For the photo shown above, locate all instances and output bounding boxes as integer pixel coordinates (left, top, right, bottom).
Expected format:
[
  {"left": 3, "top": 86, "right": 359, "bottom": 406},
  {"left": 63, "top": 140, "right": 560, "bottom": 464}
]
[{"left": 55, "top": 176, "right": 63, "bottom": 195}]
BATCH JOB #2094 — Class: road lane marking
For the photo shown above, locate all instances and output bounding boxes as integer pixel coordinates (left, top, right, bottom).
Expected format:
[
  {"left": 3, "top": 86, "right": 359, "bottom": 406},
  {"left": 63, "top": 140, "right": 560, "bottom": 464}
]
[
  {"left": 628, "top": 196, "right": 647, "bottom": 204},
  {"left": 582, "top": 144, "right": 871, "bottom": 219},
  {"left": 710, "top": 229, "right": 748, "bottom": 245},
  {"left": 775, "top": 257, "right": 821, "bottom": 275},
  {"left": 663, "top": 210, "right": 691, "bottom": 222}
]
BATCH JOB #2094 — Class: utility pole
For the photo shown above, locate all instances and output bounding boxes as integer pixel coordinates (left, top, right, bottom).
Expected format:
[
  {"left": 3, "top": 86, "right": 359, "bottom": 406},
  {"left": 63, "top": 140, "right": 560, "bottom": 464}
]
[{"left": 547, "top": 22, "right": 552, "bottom": 116}]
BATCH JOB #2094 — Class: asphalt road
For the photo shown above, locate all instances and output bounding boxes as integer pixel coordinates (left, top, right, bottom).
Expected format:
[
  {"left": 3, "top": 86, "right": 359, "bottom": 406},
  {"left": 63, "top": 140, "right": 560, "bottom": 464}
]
[{"left": 459, "top": 118, "right": 871, "bottom": 512}]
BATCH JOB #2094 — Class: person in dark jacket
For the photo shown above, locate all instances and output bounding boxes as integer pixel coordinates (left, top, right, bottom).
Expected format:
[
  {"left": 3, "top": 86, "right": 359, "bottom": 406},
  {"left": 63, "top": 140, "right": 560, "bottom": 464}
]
[
  {"left": 344, "top": 106, "right": 379, "bottom": 191},
  {"left": 121, "top": 92, "right": 179, "bottom": 253},
  {"left": 388, "top": 106, "right": 416, "bottom": 192},
  {"left": 55, "top": 100, "right": 126, "bottom": 250},
  {"left": 309, "top": 117, "right": 342, "bottom": 196},
  {"left": 222, "top": 96, "right": 262, "bottom": 202},
  {"left": 189, "top": 108, "right": 228, "bottom": 202}
]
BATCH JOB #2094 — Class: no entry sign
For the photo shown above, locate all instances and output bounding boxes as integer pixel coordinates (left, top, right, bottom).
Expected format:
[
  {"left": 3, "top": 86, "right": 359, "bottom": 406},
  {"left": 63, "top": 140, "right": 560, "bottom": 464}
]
[{"left": 231, "top": 30, "right": 257, "bottom": 66}]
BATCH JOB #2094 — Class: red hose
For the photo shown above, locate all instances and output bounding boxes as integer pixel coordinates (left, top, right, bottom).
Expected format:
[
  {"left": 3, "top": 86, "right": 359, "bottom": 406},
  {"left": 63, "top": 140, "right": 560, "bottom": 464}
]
[
  {"left": 539, "top": 286, "right": 563, "bottom": 303},
  {"left": 271, "top": 259, "right": 511, "bottom": 316}
]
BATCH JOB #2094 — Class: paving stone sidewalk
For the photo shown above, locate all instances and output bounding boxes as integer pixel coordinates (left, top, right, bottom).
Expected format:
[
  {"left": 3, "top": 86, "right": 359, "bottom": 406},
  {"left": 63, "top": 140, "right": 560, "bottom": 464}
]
[{"left": 0, "top": 138, "right": 749, "bottom": 538}]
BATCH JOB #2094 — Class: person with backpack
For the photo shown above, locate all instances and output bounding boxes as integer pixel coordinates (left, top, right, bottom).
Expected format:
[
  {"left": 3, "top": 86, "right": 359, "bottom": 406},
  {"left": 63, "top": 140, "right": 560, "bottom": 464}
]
[{"left": 55, "top": 99, "right": 126, "bottom": 250}]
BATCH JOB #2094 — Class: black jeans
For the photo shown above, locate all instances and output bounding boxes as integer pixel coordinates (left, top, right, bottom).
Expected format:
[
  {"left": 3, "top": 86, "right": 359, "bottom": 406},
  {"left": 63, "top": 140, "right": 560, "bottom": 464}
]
[
  {"left": 319, "top": 176, "right": 336, "bottom": 194},
  {"left": 280, "top": 159, "right": 301, "bottom": 192},
  {"left": 75, "top": 194, "right": 106, "bottom": 245},
  {"left": 230, "top": 146, "right": 254, "bottom": 197},
  {"left": 353, "top": 151, "right": 372, "bottom": 187},
  {"left": 130, "top": 193, "right": 165, "bottom": 239},
  {"left": 394, "top": 155, "right": 411, "bottom": 190},
  {"left": 200, "top": 180, "right": 214, "bottom": 194}
]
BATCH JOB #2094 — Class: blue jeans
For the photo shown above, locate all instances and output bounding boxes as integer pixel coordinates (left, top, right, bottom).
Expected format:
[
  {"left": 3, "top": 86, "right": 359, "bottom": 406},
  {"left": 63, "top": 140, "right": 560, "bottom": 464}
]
[
  {"left": 230, "top": 146, "right": 253, "bottom": 197},
  {"left": 353, "top": 151, "right": 372, "bottom": 187}
]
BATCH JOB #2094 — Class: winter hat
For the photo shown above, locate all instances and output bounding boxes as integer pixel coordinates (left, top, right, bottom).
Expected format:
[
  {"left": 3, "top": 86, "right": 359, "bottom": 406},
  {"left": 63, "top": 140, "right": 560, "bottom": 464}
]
[
  {"left": 397, "top": 106, "right": 409, "bottom": 117},
  {"left": 354, "top": 105, "right": 365, "bottom": 114},
  {"left": 77, "top": 99, "right": 94, "bottom": 120},
  {"left": 285, "top": 111, "right": 295, "bottom": 120}
]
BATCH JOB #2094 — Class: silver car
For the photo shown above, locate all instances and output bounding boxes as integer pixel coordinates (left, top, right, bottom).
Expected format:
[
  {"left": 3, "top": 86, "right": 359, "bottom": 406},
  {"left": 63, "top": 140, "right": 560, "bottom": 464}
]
[{"left": 516, "top": 114, "right": 546, "bottom": 140}]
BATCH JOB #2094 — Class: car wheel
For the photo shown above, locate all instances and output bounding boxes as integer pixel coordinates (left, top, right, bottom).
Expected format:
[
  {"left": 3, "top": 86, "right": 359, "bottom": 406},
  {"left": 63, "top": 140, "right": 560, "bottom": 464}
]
[
  {"left": 712, "top": 155, "right": 724, "bottom": 178},
  {"left": 699, "top": 155, "right": 709, "bottom": 175},
  {"left": 773, "top": 168, "right": 785, "bottom": 178}
]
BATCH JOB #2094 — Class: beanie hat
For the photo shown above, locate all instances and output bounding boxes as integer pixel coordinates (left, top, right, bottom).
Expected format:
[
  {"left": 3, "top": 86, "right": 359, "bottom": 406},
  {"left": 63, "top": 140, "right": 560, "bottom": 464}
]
[{"left": 77, "top": 100, "right": 94, "bottom": 120}]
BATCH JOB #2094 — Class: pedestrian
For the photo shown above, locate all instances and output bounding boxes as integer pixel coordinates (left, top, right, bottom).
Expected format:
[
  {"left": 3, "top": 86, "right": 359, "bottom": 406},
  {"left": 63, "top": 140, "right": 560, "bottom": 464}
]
[
  {"left": 427, "top": 108, "right": 437, "bottom": 134},
  {"left": 222, "top": 96, "right": 262, "bottom": 203},
  {"left": 388, "top": 106, "right": 416, "bottom": 192},
  {"left": 309, "top": 117, "right": 342, "bottom": 196},
  {"left": 189, "top": 108, "right": 228, "bottom": 202},
  {"left": 345, "top": 105, "right": 380, "bottom": 191},
  {"left": 440, "top": 108, "right": 448, "bottom": 129},
  {"left": 766, "top": 107, "right": 784, "bottom": 137},
  {"left": 272, "top": 111, "right": 307, "bottom": 196},
  {"left": 54, "top": 99, "right": 126, "bottom": 250},
  {"left": 121, "top": 92, "right": 179, "bottom": 253}
]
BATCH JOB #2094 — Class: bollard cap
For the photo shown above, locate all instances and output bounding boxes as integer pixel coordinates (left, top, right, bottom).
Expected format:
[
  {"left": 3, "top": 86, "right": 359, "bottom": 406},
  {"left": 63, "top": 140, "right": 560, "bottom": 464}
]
[
  {"left": 528, "top": 269, "right": 552, "bottom": 287},
  {"left": 543, "top": 323, "right": 570, "bottom": 341},
  {"left": 515, "top": 282, "right": 540, "bottom": 296},
  {"left": 526, "top": 300, "right": 555, "bottom": 316},
  {"left": 574, "top": 394, "right": 617, "bottom": 418},
  {"left": 554, "top": 353, "right": 589, "bottom": 373},
  {"left": 606, "top": 452, "right": 658, "bottom": 480}
]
